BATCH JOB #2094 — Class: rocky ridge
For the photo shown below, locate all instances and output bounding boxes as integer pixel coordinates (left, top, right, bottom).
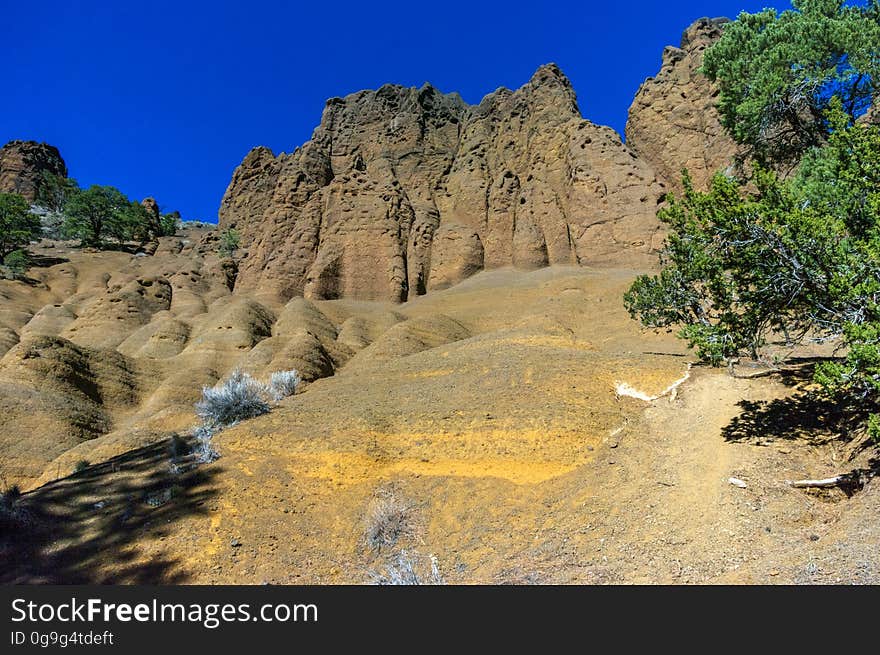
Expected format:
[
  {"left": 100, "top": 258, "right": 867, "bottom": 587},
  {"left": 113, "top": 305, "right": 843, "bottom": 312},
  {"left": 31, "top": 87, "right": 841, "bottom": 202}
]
[
  {"left": 625, "top": 17, "right": 737, "bottom": 192},
  {"left": 0, "top": 140, "right": 68, "bottom": 202},
  {"left": 220, "top": 18, "right": 738, "bottom": 303},
  {"left": 220, "top": 64, "right": 669, "bottom": 303}
]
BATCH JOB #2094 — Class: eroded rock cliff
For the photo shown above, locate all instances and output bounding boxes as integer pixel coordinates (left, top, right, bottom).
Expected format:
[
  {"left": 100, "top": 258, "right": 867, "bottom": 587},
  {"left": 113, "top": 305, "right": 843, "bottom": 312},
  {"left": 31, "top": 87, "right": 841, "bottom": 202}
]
[
  {"left": 220, "top": 65, "right": 667, "bottom": 302},
  {"left": 0, "top": 140, "right": 68, "bottom": 202},
  {"left": 626, "top": 17, "right": 738, "bottom": 191}
]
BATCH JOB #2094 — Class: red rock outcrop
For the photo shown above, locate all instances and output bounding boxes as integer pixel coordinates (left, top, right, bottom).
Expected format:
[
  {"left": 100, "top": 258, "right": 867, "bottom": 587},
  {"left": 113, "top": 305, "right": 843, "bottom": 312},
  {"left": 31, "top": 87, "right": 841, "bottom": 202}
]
[
  {"left": 626, "top": 17, "right": 738, "bottom": 191},
  {"left": 220, "top": 65, "right": 666, "bottom": 302},
  {"left": 0, "top": 140, "right": 68, "bottom": 202}
]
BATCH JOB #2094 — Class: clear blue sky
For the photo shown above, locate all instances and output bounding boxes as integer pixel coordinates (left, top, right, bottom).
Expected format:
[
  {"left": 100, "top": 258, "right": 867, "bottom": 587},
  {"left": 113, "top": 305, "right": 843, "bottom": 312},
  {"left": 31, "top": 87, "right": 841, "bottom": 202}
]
[{"left": 2, "top": 0, "right": 792, "bottom": 222}]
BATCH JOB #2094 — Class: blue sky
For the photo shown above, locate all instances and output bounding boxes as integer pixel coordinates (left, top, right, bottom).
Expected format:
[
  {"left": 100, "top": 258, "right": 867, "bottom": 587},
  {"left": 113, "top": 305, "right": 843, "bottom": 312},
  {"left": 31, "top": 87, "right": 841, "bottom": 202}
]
[{"left": 2, "top": 0, "right": 792, "bottom": 222}]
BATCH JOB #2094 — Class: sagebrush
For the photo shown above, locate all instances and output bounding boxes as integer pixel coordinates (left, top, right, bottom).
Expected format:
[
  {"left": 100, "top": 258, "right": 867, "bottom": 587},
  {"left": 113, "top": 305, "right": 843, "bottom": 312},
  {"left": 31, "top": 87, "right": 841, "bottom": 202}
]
[
  {"left": 192, "top": 425, "right": 220, "bottom": 464},
  {"left": 195, "top": 369, "right": 270, "bottom": 427},
  {"left": 268, "top": 369, "right": 301, "bottom": 401},
  {"left": 364, "top": 492, "right": 418, "bottom": 552},
  {"left": 368, "top": 550, "right": 444, "bottom": 585},
  {"left": 0, "top": 484, "right": 28, "bottom": 530}
]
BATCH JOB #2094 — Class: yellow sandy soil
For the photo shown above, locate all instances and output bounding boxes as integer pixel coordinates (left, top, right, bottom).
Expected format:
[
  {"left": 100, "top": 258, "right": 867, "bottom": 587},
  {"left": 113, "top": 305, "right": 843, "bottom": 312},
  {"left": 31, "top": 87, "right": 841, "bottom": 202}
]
[{"left": 3, "top": 259, "right": 877, "bottom": 584}]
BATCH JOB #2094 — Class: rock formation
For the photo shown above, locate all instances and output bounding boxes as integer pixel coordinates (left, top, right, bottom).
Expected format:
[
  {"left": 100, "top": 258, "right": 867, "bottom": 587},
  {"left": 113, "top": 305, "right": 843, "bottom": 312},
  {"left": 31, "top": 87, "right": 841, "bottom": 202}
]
[
  {"left": 220, "top": 64, "right": 666, "bottom": 302},
  {"left": 0, "top": 140, "right": 68, "bottom": 202},
  {"left": 626, "top": 17, "right": 738, "bottom": 191},
  {"left": 139, "top": 197, "right": 163, "bottom": 253},
  {"left": 141, "top": 197, "right": 161, "bottom": 229}
]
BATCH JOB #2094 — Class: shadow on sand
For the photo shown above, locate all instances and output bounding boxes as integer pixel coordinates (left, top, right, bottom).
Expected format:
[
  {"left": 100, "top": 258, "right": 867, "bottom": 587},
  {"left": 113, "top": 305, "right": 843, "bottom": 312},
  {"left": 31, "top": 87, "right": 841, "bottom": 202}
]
[
  {"left": 721, "top": 359, "right": 879, "bottom": 493},
  {"left": 1, "top": 436, "right": 220, "bottom": 584},
  {"left": 722, "top": 360, "right": 872, "bottom": 446}
]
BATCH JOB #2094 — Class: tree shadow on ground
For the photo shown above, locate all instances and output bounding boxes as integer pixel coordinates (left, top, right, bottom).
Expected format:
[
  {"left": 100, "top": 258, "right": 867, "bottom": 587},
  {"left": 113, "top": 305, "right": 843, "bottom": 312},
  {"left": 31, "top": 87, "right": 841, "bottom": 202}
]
[
  {"left": 721, "top": 393, "right": 872, "bottom": 445},
  {"left": 724, "top": 360, "right": 873, "bottom": 446},
  {"left": 0, "top": 436, "right": 220, "bottom": 584},
  {"left": 722, "top": 361, "right": 880, "bottom": 496}
]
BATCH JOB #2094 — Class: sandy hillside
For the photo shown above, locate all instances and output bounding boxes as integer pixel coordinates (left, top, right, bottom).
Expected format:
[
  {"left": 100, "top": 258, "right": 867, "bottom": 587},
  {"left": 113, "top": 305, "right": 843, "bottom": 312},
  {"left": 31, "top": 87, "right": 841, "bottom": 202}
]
[{"left": 3, "top": 258, "right": 876, "bottom": 584}]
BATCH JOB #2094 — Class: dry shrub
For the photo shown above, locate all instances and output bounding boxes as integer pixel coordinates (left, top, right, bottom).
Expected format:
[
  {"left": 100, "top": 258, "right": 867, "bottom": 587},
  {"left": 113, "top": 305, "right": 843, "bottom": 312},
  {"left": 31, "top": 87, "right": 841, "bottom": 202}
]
[{"left": 364, "top": 491, "right": 418, "bottom": 552}]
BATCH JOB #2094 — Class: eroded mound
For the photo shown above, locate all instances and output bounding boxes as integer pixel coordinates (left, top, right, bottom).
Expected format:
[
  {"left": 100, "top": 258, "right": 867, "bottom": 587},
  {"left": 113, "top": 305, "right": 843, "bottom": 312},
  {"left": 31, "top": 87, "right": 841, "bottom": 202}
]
[
  {"left": 6, "top": 263, "right": 875, "bottom": 585},
  {"left": 0, "top": 335, "right": 143, "bottom": 481}
]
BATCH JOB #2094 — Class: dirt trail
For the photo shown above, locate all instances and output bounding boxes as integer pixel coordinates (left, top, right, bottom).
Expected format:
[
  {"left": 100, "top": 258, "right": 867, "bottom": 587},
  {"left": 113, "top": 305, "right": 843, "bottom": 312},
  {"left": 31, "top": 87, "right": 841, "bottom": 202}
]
[{"left": 533, "top": 369, "right": 879, "bottom": 584}]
